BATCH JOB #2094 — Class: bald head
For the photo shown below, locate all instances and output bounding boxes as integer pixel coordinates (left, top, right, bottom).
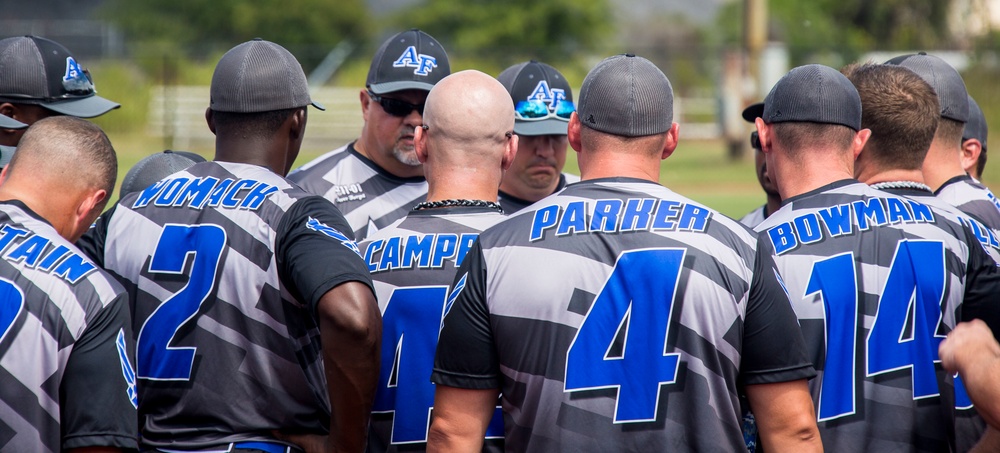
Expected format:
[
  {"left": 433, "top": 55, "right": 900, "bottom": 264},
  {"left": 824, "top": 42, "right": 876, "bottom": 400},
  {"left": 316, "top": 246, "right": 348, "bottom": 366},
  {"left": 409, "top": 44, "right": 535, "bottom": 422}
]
[
  {"left": 422, "top": 70, "right": 514, "bottom": 159},
  {"left": 11, "top": 117, "right": 117, "bottom": 194}
]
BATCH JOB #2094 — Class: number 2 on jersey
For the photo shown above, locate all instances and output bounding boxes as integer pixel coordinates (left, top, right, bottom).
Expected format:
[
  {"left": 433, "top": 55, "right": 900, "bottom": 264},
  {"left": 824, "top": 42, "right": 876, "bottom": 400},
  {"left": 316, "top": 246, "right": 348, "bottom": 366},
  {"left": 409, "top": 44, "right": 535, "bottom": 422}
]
[
  {"left": 565, "top": 248, "right": 686, "bottom": 423},
  {"left": 807, "top": 240, "right": 945, "bottom": 421},
  {"left": 137, "top": 224, "right": 226, "bottom": 380},
  {"left": 0, "top": 279, "right": 24, "bottom": 346}
]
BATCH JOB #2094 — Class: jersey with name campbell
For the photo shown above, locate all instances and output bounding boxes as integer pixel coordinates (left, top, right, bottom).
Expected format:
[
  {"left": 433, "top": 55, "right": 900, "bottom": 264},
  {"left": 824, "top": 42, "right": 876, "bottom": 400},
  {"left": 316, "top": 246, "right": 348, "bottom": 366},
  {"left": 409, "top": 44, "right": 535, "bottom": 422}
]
[
  {"left": 497, "top": 172, "right": 580, "bottom": 214},
  {"left": 0, "top": 201, "right": 136, "bottom": 453},
  {"left": 433, "top": 177, "right": 815, "bottom": 452},
  {"left": 360, "top": 207, "right": 505, "bottom": 453},
  {"left": 77, "top": 161, "right": 372, "bottom": 449},
  {"left": 755, "top": 179, "right": 1000, "bottom": 452},
  {"left": 288, "top": 142, "right": 427, "bottom": 240}
]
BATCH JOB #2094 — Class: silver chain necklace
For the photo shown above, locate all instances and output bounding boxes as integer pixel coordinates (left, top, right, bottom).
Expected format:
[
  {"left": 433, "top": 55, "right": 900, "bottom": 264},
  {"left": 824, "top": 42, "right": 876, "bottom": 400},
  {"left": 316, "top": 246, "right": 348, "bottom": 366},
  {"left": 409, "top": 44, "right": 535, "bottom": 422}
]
[
  {"left": 870, "top": 181, "right": 932, "bottom": 192},
  {"left": 412, "top": 199, "right": 504, "bottom": 213}
]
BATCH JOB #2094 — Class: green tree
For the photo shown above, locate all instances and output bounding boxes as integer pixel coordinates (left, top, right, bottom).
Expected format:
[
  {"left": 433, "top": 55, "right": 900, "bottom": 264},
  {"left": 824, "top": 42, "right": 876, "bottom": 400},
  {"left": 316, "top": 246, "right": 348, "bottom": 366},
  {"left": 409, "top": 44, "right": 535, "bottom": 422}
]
[
  {"left": 102, "top": 0, "right": 370, "bottom": 65},
  {"left": 398, "top": 0, "right": 613, "bottom": 66}
]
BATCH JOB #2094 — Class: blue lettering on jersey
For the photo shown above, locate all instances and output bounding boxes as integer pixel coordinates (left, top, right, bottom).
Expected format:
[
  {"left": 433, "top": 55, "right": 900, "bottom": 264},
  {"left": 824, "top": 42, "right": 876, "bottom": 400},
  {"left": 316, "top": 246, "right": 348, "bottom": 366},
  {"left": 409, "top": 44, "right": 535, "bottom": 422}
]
[
  {"left": 364, "top": 233, "right": 479, "bottom": 273},
  {"left": 134, "top": 176, "right": 278, "bottom": 211},
  {"left": 306, "top": 217, "right": 362, "bottom": 257},
  {"left": 767, "top": 198, "right": 936, "bottom": 256},
  {"left": 959, "top": 216, "right": 1000, "bottom": 253},
  {"left": 987, "top": 190, "right": 1000, "bottom": 212},
  {"left": 530, "top": 199, "right": 713, "bottom": 241},
  {"left": 392, "top": 46, "right": 438, "bottom": 76},
  {"left": 0, "top": 224, "right": 95, "bottom": 284},
  {"left": 116, "top": 329, "right": 138, "bottom": 408}
]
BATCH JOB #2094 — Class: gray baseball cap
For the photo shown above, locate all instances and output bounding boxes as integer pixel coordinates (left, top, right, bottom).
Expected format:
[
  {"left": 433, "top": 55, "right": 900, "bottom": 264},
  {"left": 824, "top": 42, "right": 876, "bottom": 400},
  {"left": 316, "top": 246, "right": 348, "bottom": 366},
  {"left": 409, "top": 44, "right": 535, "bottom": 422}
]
[
  {"left": 120, "top": 150, "right": 207, "bottom": 197},
  {"left": 577, "top": 54, "right": 673, "bottom": 137},
  {"left": 0, "top": 36, "right": 120, "bottom": 118},
  {"left": 210, "top": 39, "right": 324, "bottom": 113},
  {"left": 762, "top": 64, "right": 862, "bottom": 131},
  {"left": 885, "top": 53, "right": 968, "bottom": 123},
  {"left": 964, "top": 95, "right": 987, "bottom": 151},
  {"left": 366, "top": 29, "right": 451, "bottom": 95},
  {"left": 498, "top": 60, "right": 574, "bottom": 136}
]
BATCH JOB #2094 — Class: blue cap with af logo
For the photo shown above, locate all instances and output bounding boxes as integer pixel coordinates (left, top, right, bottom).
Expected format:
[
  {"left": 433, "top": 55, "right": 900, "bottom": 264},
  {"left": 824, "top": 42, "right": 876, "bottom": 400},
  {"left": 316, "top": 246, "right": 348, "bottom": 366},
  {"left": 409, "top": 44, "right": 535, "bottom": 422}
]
[
  {"left": 366, "top": 29, "right": 451, "bottom": 94},
  {"left": 498, "top": 60, "right": 574, "bottom": 136},
  {"left": 0, "top": 36, "right": 120, "bottom": 118}
]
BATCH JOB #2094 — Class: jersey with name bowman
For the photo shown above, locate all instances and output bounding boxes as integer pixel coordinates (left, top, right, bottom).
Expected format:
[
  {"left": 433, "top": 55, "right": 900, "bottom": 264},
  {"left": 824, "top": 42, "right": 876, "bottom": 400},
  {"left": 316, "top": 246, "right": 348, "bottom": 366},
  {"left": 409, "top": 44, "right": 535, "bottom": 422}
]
[
  {"left": 433, "top": 177, "right": 815, "bottom": 452},
  {"left": 497, "top": 172, "right": 580, "bottom": 214},
  {"left": 755, "top": 179, "right": 1000, "bottom": 452},
  {"left": 360, "top": 207, "right": 505, "bottom": 453},
  {"left": 76, "top": 161, "right": 373, "bottom": 450},
  {"left": 0, "top": 201, "right": 136, "bottom": 453},
  {"left": 288, "top": 142, "right": 427, "bottom": 240}
]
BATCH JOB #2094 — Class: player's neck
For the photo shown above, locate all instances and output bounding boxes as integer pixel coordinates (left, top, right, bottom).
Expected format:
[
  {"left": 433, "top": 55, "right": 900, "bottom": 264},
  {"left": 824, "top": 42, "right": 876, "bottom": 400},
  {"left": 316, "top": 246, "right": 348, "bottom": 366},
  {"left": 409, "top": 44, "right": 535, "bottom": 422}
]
[
  {"left": 426, "top": 169, "right": 501, "bottom": 203},
  {"left": 578, "top": 152, "right": 659, "bottom": 183},
  {"left": 215, "top": 136, "right": 288, "bottom": 176},
  {"left": 774, "top": 155, "right": 854, "bottom": 200},
  {"left": 861, "top": 168, "right": 926, "bottom": 186},
  {"left": 922, "top": 140, "right": 966, "bottom": 191}
]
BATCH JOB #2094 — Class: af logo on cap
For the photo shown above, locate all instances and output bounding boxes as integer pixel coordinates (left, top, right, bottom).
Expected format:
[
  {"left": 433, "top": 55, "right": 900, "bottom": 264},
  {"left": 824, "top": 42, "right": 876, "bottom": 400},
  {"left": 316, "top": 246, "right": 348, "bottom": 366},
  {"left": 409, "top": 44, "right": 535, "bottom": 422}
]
[
  {"left": 527, "top": 80, "right": 566, "bottom": 111},
  {"left": 62, "top": 57, "right": 93, "bottom": 92},
  {"left": 392, "top": 46, "right": 438, "bottom": 76}
]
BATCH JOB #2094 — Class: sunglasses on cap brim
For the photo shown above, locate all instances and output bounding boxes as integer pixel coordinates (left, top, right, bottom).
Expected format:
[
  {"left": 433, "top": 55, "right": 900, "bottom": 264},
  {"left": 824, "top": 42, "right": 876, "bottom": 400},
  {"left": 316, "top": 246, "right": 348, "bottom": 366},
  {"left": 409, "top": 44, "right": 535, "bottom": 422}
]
[
  {"left": 368, "top": 90, "right": 424, "bottom": 117},
  {"left": 514, "top": 99, "right": 575, "bottom": 121}
]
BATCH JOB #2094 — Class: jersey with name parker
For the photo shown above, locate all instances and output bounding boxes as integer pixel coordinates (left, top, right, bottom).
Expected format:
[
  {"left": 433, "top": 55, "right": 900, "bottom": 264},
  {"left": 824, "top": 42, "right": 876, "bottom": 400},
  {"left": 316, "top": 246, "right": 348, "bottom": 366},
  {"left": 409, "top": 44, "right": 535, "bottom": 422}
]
[
  {"left": 433, "top": 177, "right": 815, "bottom": 452},
  {"left": 756, "top": 179, "right": 1000, "bottom": 452}
]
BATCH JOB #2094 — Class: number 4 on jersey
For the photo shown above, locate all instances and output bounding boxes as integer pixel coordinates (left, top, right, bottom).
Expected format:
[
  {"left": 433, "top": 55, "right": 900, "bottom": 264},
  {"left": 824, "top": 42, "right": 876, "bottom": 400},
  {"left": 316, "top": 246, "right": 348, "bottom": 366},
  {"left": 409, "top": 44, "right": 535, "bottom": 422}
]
[{"left": 565, "top": 248, "right": 686, "bottom": 423}]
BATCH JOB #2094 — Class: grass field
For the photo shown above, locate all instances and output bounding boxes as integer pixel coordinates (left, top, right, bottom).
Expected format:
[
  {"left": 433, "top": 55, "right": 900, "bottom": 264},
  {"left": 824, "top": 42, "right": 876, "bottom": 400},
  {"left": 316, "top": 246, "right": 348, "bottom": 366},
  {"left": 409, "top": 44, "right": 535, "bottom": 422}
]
[{"left": 104, "top": 130, "right": 1000, "bottom": 221}]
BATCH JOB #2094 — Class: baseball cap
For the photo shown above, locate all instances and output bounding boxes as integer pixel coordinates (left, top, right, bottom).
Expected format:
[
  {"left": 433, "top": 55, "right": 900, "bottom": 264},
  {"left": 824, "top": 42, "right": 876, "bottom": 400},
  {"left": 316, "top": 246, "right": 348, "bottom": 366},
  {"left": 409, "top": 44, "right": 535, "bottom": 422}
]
[
  {"left": 210, "top": 39, "right": 324, "bottom": 113},
  {"left": 366, "top": 29, "right": 450, "bottom": 94},
  {"left": 577, "top": 54, "right": 673, "bottom": 137},
  {"left": 120, "top": 150, "right": 207, "bottom": 197},
  {"left": 964, "top": 95, "right": 987, "bottom": 150},
  {"left": 498, "top": 61, "right": 574, "bottom": 136},
  {"left": 0, "top": 36, "right": 120, "bottom": 118},
  {"left": 742, "top": 102, "right": 764, "bottom": 123},
  {"left": 0, "top": 114, "right": 26, "bottom": 130},
  {"left": 762, "top": 64, "right": 862, "bottom": 131},
  {"left": 885, "top": 53, "right": 969, "bottom": 123}
]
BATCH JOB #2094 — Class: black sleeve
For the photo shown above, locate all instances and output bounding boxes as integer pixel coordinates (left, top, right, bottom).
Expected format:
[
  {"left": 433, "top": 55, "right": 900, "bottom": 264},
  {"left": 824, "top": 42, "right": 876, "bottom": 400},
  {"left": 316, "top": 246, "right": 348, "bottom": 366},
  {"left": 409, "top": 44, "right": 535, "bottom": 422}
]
[
  {"left": 740, "top": 237, "right": 817, "bottom": 385},
  {"left": 431, "top": 240, "right": 501, "bottom": 389},
  {"left": 75, "top": 204, "right": 115, "bottom": 268},
  {"left": 961, "top": 227, "right": 1000, "bottom": 339},
  {"left": 60, "top": 290, "right": 139, "bottom": 450},
  {"left": 275, "top": 196, "right": 375, "bottom": 318}
]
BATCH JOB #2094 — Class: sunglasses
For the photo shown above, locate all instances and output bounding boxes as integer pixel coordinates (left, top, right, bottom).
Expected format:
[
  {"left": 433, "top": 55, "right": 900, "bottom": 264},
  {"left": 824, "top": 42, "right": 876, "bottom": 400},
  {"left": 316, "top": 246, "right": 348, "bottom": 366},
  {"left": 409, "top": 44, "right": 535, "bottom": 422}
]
[
  {"left": 514, "top": 99, "right": 576, "bottom": 121},
  {"left": 750, "top": 131, "right": 761, "bottom": 150},
  {"left": 368, "top": 90, "right": 424, "bottom": 117}
]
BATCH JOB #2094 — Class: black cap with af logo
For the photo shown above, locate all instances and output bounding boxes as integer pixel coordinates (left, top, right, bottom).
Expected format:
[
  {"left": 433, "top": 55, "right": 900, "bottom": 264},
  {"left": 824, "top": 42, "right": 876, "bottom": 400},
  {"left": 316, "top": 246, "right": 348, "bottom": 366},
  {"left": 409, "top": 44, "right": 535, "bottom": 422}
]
[
  {"left": 366, "top": 29, "right": 451, "bottom": 95},
  {"left": 0, "top": 36, "right": 120, "bottom": 118}
]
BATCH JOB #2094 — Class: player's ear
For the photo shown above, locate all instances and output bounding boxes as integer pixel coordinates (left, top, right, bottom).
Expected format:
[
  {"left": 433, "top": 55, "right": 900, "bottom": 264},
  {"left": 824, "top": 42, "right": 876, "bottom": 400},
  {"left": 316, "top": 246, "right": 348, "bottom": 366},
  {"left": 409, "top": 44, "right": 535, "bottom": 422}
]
[
  {"left": 852, "top": 128, "right": 871, "bottom": 160},
  {"left": 661, "top": 122, "right": 679, "bottom": 160},
  {"left": 360, "top": 89, "right": 372, "bottom": 121},
  {"left": 0, "top": 164, "right": 10, "bottom": 186},
  {"left": 568, "top": 112, "right": 583, "bottom": 154},
  {"left": 961, "top": 139, "right": 982, "bottom": 175},
  {"left": 205, "top": 108, "right": 217, "bottom": 135},
  {"left": 70, "top": 188, "right": 108, "bottom": 242},
  {"left": 288, "top": 107, "right": 306, "bottom": 141},
  {"left": 755, "top": 118, "right": 772, "bottom": 154},
  {"left": 502, "top": 132, "right": 518, "bottom": 171},
  {"left": 414, "top": 124, "right": 429, "bottom": 164}
]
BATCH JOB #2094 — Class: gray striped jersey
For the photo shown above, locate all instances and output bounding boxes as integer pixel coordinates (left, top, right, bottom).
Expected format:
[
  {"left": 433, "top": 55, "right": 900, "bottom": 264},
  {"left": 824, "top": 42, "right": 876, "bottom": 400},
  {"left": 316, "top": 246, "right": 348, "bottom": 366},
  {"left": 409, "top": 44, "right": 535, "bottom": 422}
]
[
  {"left": 739, "top": 204, "right": 768, "bottom": 228},
  {"left": 936, "top": 174, "right": 1000, "bottom": 236},
  {"left": 289, "top": 142, "right": 428, "bottom": 240},
  {"left": 78, "top": 161, "right": 372, "bottom": 449},
  {"left": 756, "top": 180, "right": 1000, "bottom": 452},
  {"left": 0, "top": 201, "right": 136, "bottom": 452},
  {"left": 360, "top": 207, "right": 505, "bottom": 453},
  {"left": 433, "top": 177, "right": 815, "bottom": 452},
  {"left": 497, "top": 172, "right": 580, "bottom": 214}
]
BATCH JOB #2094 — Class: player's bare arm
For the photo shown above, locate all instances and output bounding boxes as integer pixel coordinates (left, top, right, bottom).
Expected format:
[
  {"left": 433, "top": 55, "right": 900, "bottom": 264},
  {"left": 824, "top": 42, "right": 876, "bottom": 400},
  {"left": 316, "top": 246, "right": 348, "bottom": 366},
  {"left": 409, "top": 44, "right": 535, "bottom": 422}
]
[
  {"left": 427, "top": 386, "right": 500, "bottom": 453},
  {"left": 745, "top": 379, "right": 823, "bottom": 453},
  {"left": 320, "top": 281, "right": 382, "bottom": 453}
]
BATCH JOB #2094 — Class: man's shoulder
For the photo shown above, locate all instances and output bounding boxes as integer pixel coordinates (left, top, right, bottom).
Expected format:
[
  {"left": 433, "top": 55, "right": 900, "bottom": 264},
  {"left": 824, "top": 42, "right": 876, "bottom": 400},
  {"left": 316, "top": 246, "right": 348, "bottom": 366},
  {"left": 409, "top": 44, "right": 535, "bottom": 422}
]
[{"left": 287, "top": 143, "right": 362, "bottom": 183}]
